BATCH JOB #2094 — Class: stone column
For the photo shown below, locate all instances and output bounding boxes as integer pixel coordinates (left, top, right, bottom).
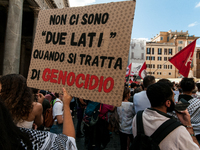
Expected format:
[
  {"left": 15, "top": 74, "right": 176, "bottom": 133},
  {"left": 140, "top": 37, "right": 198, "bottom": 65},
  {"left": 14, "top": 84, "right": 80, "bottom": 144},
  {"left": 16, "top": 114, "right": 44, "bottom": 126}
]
[
  {"left": 32, "top": 8, "right": 40, "bottom": 46},
  {"left": 3, "top": 0, "right": 24, "bottom": 75}
]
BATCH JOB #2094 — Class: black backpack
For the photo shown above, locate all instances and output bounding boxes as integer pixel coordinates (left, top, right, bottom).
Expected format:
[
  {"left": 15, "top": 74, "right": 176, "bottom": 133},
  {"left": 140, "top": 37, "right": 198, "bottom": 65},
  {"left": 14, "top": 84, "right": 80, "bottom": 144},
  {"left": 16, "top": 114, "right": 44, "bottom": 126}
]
[{"left": 131, "top": 111, "right": 181, "bottom": 150}]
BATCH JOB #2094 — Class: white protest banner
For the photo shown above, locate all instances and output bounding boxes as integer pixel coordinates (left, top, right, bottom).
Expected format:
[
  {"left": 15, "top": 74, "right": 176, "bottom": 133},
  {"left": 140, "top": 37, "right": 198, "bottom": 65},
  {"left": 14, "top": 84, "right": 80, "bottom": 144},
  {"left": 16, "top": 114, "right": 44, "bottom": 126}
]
[{"left": 130, "top": 63, "right": 142, "bottom": 75}]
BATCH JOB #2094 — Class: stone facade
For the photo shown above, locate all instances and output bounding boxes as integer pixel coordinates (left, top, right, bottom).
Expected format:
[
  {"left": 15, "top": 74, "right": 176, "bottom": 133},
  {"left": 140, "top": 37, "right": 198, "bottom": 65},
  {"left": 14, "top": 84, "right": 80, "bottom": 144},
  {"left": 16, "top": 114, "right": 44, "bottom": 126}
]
[
  {"left": 0, "top": 0, "right": 69, "bottom": 77},
  {"left": 196, "top": 47, "right": 200, "bottom": 78},
  {"left": 146, "top": 30, "right": 199, "bottom": 78},
  {"left": 128, "top": 39, "right": 146, "bottom": 65}
]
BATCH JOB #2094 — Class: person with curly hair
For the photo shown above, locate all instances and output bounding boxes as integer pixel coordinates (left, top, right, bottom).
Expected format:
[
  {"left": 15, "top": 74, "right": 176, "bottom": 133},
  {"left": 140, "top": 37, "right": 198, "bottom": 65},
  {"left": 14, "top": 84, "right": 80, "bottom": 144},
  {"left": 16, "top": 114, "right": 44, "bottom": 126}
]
[
  {"left": 0, "top": 87, "right": 77, "bottom": 150},
  {"left": 0, "top": 74, "right": 44, "bottom": 129}
]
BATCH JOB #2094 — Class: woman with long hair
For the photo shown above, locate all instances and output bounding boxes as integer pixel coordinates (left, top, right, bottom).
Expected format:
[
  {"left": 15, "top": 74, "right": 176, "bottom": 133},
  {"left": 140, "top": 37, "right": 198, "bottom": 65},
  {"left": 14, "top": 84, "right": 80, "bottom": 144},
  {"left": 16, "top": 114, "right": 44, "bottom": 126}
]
[
  {"left": 0, "top": 74, "right": 43, "bottom": 128},
  {"left": 0, "top": 88, "right": 77, "bottom": 150}
]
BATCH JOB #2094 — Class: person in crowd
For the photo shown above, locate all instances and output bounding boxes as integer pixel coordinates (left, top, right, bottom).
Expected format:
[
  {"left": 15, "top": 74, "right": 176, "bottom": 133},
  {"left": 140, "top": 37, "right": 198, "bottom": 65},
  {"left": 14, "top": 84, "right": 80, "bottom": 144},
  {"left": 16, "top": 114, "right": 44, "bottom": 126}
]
[
  {"left": 138, "top": 83, "right": 144, "bottom": 91},
  {"left": 133, "top": 87, "right": 142, "bottom": 95},
  {"left": 39, "top": 90, "right": 48, "bottom": 97},
  {"left": 173, "top": 82, "right": 180, "bottom": 95},
  {"left": 31, "top": 88, "right": 51, "bottom": 130},
  {"left": 172, "top": 81, "right": 175, "bottom": 90},
  {"left": 39, "top": 90, "right": 51, "bottom": 115},
  {"left": 124, "top": 83, "right": 128, "bottom": 87},
  {"left": 133, "top": 75, "right": 155, "bottom": 113},
  {"left": 117, "top": 86, "right": 135, "bottom": 150},
  {"left": 192, "top": 86, "right": 198, "bottom": 98},
  {"left": 45, "top": 92, "right": 56, "bottom": 103},
  {"left": 70, "top": 97, "right": 76, "bottom": 118},
  {"left": 130, "top": 82, "right": 137, "bottom": 95},
  {"left": 196, "top": 83, "right": 200, "bottom": 97},
  {"left": 177, "top": 82, "right": 183, "bottom": 94},
  {"left": 132, "top": 82, "right": 200, "bottom": 149},
  {"left": 129, "top": 83, "right": 137, "bottom": 102},
  {"left": 99, "top": 103, "right": 115, "bottom": 121},
  {"left": 76, "top": 98, "right": 87, "bottom": 138},
  {"left": 50, "top": 92, "right": 63, "bottom": 134},
  {"left": 157, "top": 79, "right": 180, "bottom": 104},
  {"left": 158, "top": 79, "right": 173, "bottom": 89},
  {"left": 170, "top": 78, "right": 200, "bottom": 143},
  {"left": 87, "top": 102, "right": 115, "bottom": 150},
  {"left": 0, "top": 74, "right": 43, "bottom": 129},
  {"left": 59, "top": 92, "right": 63, "bottom": 100},
  {"left": 129, "top": 79, "right": 133, "bottom": 85},
  {"left": 39, "top": 90, "right": 51, "bottom": 111},
  {"left": 0, "top": 88, "right": 77, "bottom": 150},
  {"left": 50, "top": 93, "right": 57, "bottom": 106}
]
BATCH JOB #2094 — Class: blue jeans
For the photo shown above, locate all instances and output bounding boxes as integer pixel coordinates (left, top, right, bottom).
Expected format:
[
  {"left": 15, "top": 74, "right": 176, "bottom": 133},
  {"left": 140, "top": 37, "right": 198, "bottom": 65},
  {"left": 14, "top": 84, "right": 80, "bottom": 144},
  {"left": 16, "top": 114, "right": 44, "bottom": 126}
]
[{"left": 50, "top": 124, "right": 63, "bottom": 134}]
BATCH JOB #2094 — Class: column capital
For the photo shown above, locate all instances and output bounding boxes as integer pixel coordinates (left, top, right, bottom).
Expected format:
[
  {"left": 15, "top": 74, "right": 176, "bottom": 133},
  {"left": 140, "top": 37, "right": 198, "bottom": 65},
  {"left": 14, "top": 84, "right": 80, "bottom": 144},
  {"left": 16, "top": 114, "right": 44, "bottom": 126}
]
[
  {"left": 34, "top": 8, "right": 40, "bottom": 18},
  {"left": 30, "top": 6, "right": 40, "bottom": 18}
]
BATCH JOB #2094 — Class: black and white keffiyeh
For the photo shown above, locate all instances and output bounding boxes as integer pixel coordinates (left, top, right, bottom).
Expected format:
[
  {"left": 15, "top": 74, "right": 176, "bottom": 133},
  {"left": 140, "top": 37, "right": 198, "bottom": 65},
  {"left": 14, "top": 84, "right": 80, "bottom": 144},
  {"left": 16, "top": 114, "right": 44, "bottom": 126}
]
[
  {"left": 187, "top": 97, "right": 200, "bottom": 124},
  {"left": 20, "top": 128, "right": 77, "bottom": 150},
  {"left": 168, "top": 97, "right": 200, "bottom": 135}
]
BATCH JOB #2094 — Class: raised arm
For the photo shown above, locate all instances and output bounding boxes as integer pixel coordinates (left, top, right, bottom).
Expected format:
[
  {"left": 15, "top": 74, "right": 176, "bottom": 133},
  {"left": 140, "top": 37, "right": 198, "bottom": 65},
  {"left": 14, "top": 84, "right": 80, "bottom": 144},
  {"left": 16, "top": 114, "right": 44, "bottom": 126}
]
[
  {"left": 62, "top": 88, "right": 75, "bottom": 138},
  {"left": 176, "top": 109, "right": 200, "bottom": 148}
]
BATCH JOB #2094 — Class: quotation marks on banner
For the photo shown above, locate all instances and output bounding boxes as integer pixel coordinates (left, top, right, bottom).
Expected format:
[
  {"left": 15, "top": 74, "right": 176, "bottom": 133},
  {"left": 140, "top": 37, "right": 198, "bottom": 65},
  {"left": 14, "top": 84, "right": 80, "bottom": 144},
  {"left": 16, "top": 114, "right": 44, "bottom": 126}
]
[
  {"left": 42, "top": 31, "right": 46, "bottom": 36},
  {"left": 110, "top": 32, "right": 116, "bottom": 38}
]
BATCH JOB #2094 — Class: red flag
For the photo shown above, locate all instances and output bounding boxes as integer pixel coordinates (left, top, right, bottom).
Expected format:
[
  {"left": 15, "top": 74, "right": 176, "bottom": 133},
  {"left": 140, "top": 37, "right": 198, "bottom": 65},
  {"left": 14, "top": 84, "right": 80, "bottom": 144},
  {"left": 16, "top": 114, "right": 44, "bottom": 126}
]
[
  {"left": 138, "top": 62, "right": 147, "bottom": 79},
  {"left": 169, "top": 39, "right": 197, "bottom": 77},
  {"left": 126, "top": 63, "right": 132, "bottom": 77}
]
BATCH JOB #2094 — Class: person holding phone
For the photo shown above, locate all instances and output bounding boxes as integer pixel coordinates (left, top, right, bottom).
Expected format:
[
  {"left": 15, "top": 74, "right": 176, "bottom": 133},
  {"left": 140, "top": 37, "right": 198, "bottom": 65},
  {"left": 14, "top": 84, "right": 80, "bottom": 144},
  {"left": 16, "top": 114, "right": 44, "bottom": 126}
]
[
  {"left": 177, "top": 78, "right": 200, "bottom": 143},
  {"left": 161, "top": 78, "right": 200, "bottom": 144},
  {"left": 132, "top": 82, "right": 200, "bottom": 149}
]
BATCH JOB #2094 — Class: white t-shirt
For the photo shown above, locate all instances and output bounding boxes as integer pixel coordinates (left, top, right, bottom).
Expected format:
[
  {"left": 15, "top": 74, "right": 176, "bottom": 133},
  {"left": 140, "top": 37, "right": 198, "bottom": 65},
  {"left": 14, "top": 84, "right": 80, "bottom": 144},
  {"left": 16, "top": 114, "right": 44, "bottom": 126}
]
[
  {"left": 53, "top": 98, "right": 63, "bottom": 122},
  {"left": 133, "top": 91, "right": 151, "bottom": 113},
  {"left": 117, "top": 102, "right": 135, "bottom": 134},
  {"left": 17, "top": 120, "right": 34, "bottom": 129},
  {"left": 132, "top": 109, "right": 199, "bottom": 150}
]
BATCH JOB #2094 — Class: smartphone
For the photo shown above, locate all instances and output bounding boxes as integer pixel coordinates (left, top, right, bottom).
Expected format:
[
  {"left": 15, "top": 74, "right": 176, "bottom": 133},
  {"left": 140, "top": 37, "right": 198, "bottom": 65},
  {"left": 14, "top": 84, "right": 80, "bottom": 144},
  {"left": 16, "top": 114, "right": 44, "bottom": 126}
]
[{"left": 174, "top": 98, "right": 190, "bottom": 112}]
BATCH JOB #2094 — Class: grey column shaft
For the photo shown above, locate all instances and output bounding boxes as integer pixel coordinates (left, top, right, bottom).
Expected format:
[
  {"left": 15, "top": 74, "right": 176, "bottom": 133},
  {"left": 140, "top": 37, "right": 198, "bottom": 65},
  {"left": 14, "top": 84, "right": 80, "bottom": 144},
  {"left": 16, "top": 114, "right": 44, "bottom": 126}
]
[
  {"left": 32, "top": 10, "right": 39, "bottom": 46},
  {"left": 32, "top": 17, "right": 38, "bottom": 45},
  {"left": 3, "top": 0, "right": 24, "bottom": 75}
]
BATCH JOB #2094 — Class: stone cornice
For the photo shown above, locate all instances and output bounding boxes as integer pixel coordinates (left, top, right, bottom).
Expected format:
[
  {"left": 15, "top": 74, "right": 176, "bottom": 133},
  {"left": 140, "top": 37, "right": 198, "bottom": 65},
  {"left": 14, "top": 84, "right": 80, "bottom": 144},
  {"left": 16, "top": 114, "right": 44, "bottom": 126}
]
[
  {"left": 64, "top": 0, "right": 70, "bottom": 7},
  {"left": 45, "top": 0, "right": 56, "bottom": 9},
  {"left": 0, "top": 0, "right": 8, "bottom": 7},
  {"left": 50, "top": 0, "right": 70, "bottom": 8},
  {"left": 0, "top": 0, "right": 70, "bottom": 10}
]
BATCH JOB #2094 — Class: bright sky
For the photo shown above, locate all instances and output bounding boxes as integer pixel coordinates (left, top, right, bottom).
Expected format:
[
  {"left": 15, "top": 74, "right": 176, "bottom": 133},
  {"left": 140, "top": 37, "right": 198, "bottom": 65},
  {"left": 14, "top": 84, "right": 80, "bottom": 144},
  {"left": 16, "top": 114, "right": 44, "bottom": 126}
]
[{"left": 69, "top": 0, "right": 200, "bottom": 47}]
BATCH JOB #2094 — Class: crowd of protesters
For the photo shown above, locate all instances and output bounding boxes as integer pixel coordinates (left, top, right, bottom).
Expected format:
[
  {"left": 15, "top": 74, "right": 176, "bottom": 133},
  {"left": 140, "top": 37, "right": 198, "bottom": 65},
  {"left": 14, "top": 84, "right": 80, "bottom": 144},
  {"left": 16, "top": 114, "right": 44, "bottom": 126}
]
[
  {"left": 0, "top": 74, "right": 76, "bottom": 150},
  {"left": 1, "top": 73, "right": 200, "bottom": 149}
]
